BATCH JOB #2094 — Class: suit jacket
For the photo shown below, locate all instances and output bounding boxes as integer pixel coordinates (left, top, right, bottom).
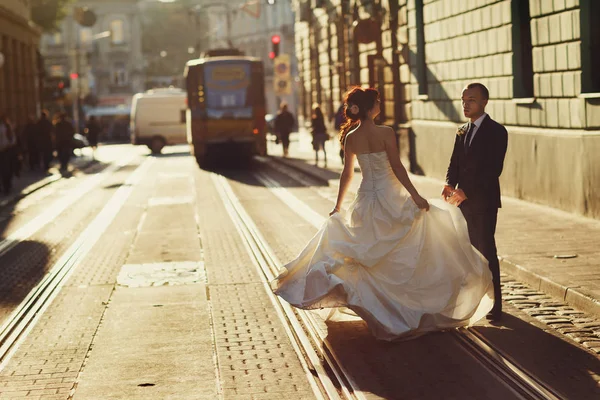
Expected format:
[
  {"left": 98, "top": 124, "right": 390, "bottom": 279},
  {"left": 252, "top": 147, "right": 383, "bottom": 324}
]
[{"left": 446, "top": 114, "right": 508, "bottom": 211}]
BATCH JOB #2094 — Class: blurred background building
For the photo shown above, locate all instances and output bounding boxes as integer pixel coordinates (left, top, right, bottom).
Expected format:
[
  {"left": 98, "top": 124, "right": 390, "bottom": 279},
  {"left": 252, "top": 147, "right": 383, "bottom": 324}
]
[
  {"left": 0, "top": 0, "right": 42, "bottom": 126},
  {"left": 138, "top": 0, "right": 208, "bottom": 90},
  {"left": 39, "top": 0, "right": 145, "bottom": 113},
  {"left": 206, "top": 0, "right": 298, "bottom": 115},
  {"left": 292, "top": 0, "right": 600, "bottom": 219}
]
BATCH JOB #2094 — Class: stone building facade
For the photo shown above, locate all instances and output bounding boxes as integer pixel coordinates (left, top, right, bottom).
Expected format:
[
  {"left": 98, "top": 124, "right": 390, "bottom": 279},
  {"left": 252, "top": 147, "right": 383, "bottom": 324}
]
[
  {"left": 0, "top": 0, "right": 41, "bottom": 125},
  {"left": 292, "top": 0, "right": 600, "bottom": 218},
  {"left": 40, "top": 0, "right": 144, "bottom": 108}
]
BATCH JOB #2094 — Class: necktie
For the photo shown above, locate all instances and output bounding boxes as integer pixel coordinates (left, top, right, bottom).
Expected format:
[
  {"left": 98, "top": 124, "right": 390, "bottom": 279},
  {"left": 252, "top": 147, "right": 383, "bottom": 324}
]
[{"left": 464, "top": 123, "right": 475, "bottom": 150}]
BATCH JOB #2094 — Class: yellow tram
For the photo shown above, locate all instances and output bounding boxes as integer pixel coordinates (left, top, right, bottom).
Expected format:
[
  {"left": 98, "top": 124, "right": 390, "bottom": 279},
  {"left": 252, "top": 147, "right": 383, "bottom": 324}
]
[{"left": 184, "top": 49, "right": 267, "bottom": 167}]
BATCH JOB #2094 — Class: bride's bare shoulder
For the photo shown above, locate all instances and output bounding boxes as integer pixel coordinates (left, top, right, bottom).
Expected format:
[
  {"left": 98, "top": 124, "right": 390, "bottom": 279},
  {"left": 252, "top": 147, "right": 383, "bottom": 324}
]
[{"left": 375, "top": 125, "right": 395, "bottom": 138}]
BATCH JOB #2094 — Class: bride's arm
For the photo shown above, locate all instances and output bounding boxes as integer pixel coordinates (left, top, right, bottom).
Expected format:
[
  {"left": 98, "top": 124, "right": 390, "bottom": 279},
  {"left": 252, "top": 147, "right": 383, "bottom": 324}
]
[
  {"left": 331, "top": 140, "right": 356, "bottom": 215},
  {"left": 383, "top": 128, "right": 429, "bottom": 210}
]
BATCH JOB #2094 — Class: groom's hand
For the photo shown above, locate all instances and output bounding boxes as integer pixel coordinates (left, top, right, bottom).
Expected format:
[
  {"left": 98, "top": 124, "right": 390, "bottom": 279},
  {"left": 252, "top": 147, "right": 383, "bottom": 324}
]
[
  {"left": 442, "top": 185, "right": 454, "bottom": 201},
  {"left": 448, "top": 189, "right": 467, "bottom": 206}
]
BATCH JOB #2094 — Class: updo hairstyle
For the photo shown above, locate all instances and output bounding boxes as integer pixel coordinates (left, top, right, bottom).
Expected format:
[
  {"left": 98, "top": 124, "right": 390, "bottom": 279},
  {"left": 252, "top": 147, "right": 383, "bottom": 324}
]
[{"left": 338, "top": 87, "right": 379, "bottom": 145}]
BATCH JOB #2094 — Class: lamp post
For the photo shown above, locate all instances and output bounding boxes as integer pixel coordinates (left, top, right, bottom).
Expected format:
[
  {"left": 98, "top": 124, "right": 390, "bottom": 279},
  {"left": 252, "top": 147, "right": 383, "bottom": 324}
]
[{"left": 72, "top": 30, "right": 111, "bottom": 133}]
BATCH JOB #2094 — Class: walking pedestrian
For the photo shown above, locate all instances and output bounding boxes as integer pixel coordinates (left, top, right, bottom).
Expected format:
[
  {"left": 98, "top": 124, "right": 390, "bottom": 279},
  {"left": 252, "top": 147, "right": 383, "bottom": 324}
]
[
  {"left": 84, "top": 115, "right": 100, "bottom": 152},
  {"left": 333, "top": 104, "right": 346, "bottom": 164},
  {"left": 23, "top": 115, "right": 40, "bottom": 170},
  {"left": 274, "top": 103, "right": 295, "bottom": 157},
  {"left": 37, "top": 111, "right": 54, "bottom": 171},
  {"left": 0, "top": 113, "right": 16, "bottom": 195},
  {"left": 311, "top": 105, "right": 329, "bottom": 167},
  {"left": 54, "top": 112, "right": 75, "bottom": 171}
]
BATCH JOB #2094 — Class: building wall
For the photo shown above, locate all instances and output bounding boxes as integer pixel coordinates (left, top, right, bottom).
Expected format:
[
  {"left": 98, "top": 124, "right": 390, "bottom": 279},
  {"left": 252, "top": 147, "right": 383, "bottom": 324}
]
[
  {"left": 2, "top": 0, "right": 31, "bottom": 20},
  {"left": 293, "top": 0, "right": 600, "bottom": 219},
  {"left": 0, "top": 1, "right": 41, "bottom": 126},
  {"left": 39, "top": 0, "right": 144, "bottom": 108},
  {"left": 408, "top": 0, "right": 600, "bottom": 218}
]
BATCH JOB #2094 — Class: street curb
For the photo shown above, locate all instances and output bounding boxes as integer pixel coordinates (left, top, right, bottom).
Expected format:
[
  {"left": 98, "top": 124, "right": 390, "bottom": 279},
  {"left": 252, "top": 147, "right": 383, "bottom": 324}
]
[
  {"left": 268, "top": 155, "right": 600, "bottom": 320},
  {"left": 499, "top": 257, "right": 600, "bottom": 319},
  {"left": 0, "top": 158, "right": 98, "bottom": 212}
]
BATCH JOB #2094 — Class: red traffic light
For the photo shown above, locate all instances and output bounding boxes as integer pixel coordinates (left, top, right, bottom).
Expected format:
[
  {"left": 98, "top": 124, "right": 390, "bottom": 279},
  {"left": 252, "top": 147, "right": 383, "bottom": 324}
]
[
  {"left": 70, "top": 72, "right": 79, "bottom": 79},
  {"left": 269, "top": 51, "right": 276, "bottom": 59},
  {"left": 271, "top": 35, "right": 280, "bottom": 44}
]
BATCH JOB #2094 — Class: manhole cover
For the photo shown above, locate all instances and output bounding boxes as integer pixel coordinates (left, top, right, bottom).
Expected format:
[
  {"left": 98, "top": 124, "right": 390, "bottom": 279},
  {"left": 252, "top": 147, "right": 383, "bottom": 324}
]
[{"left": 117, "top": 262, "right": 206, "bottom": 287}]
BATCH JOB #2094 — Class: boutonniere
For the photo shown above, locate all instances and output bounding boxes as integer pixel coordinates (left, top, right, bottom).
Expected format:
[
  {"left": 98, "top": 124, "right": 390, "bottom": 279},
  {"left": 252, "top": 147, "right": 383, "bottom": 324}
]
[{"left": 456, "top": 123, "right": 468, "bottom": 136}]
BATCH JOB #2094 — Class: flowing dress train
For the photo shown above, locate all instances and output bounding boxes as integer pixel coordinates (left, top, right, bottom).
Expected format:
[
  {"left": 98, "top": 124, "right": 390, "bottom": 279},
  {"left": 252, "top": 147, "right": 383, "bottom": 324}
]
[{"left": 271, "top": 151, "right": 494, "bottom": 341}]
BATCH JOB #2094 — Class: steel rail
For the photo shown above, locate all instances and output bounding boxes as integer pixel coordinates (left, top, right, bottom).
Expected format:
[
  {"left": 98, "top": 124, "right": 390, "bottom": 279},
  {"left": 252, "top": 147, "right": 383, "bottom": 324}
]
[
  {"left": 211, "top": 173, "right": 365, "bottom": 400},
  {"left": 0, "top": 155, "right": 137, "bottom": 259},
  {"left": 255, "top": 163, "right": 564, "bottom": 400},
  {"left": 455, "top": 328, "right": 563, "bottom": 400},
  {"left": 0, "top": 158, "right": 153, "bottom": 370}
]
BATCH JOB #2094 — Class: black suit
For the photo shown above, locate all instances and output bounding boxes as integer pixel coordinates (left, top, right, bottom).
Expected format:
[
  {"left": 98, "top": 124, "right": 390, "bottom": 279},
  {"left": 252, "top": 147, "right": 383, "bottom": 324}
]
[{"left": 446, "top": 114, "right": 508, "bottom": 313}]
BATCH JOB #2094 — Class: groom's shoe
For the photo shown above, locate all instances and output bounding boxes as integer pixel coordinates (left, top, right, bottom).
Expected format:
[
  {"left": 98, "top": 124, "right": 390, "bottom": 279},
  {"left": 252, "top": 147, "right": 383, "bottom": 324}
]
[{"left": 486, "top": 309, "right": 503, "bottom": 322}]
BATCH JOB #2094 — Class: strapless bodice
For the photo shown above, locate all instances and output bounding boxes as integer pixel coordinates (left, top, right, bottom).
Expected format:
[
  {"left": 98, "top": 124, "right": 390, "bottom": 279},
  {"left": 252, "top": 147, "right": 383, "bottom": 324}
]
[{"left": 356, "top": 151, "right": 396, "bottom": 192}]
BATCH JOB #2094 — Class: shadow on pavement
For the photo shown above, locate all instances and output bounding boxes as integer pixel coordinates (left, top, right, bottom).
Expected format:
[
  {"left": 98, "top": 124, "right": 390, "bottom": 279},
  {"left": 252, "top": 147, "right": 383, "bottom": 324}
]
[
  {"left": 208, "top": 157, "right": 330, "bottom": 189},
  {"left": 323, "top": 319, "right": 517, "bottom": 399},
  {"left": 150, "top": 150, "right": 192, "bottom": 158},
  {"left": 323, "top": 312, "right": 600, "bottom": 399},
  {"left": 474, "top": 313, "right": 600, "bottom": 399},
  {"left": 0, "top": 240, "right": 50, "bottom": 323}
]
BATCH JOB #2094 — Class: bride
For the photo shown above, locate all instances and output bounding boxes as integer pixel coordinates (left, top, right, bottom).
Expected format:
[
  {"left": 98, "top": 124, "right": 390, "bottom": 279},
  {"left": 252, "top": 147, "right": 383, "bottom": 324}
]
[{"left": 271, "top": 87, "right": 494, "bottom": 341}]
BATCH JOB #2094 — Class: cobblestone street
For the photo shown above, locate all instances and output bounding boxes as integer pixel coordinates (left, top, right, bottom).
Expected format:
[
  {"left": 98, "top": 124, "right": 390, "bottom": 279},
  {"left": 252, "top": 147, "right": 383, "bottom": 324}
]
[
  {"left": 2, "top": 0, "right": 600, "bottom": 397},
  {"left": 0, "top": 143, "right": 597, "bottom": 399}
]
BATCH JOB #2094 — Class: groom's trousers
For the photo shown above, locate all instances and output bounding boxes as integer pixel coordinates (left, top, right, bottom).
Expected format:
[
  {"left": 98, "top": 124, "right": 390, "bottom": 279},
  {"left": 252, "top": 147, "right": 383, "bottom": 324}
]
[{"left": 460, "top": 207, "right": 502, "bottom": 313}]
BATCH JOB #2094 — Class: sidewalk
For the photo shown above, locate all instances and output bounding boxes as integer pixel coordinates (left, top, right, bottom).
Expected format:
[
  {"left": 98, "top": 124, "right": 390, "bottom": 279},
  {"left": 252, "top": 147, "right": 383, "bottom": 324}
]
[
  {"left": 0, "top": 148, "right": 96, "bottom": 210},
  {"left": 267, "top": 129, "right": 600, "bottom": 319}
]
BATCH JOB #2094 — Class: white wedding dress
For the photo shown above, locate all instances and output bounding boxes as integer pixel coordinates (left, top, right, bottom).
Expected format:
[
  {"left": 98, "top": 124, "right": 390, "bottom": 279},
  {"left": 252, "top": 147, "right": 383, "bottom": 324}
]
[{"left": 272, "top": 151, "right": 494, "bottom": 341}]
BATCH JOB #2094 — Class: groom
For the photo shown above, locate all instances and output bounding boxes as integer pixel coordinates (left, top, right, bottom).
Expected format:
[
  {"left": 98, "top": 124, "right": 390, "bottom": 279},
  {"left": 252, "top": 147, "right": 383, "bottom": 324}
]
[{"left": 442, "top": 83, "right": 508, "bottom": 321}]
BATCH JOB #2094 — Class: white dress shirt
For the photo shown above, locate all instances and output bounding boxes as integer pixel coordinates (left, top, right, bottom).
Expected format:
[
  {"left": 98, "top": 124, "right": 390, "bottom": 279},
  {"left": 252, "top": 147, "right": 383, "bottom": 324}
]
[{"left": 467, "top": 112, "right": 487, "bottom": 147}]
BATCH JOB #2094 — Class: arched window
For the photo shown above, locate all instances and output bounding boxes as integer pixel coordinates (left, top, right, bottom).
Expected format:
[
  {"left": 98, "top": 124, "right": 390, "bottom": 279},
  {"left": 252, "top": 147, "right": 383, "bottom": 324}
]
[{"left": 110, "top": 20, "right": 125, "bottom": 45}]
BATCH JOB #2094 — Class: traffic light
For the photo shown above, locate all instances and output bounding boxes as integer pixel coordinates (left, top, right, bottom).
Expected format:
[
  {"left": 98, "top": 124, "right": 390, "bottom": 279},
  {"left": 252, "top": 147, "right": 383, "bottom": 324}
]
[
  {"left": 42, "top": 77, "right": 70, "bottom": 103},
  {"left": 271, "top": 34, "right": 280, "bottom": 59}
]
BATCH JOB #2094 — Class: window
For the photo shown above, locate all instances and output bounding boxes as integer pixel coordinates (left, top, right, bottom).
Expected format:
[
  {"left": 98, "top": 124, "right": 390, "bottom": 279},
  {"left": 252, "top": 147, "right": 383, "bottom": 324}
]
[
  {"left": 110, "top": 20, "right": 125, "bottom": 45},
  {"left": 48, "top": 32, "right": 63, "bottom": 46},
  {"left": 80, "top": 28, "right": 93, "bottom": 46},
  {"left": 113, "top": 62, "right": 127, "bottom": 86},
  {"left": 580, "top": 0, "right": 600, "bottom": 94},
  {"left": 415, "top": 0, "right": 427, "bottom": 96},
  {"left": 511, "top": 0, "right": 534, "bottom": 98}
]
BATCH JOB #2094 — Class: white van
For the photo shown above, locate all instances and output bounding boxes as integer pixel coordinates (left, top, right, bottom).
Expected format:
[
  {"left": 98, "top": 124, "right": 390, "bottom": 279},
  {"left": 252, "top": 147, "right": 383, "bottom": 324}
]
[{"left": 130, "top": 87, "right": 187, "bottom": 154}]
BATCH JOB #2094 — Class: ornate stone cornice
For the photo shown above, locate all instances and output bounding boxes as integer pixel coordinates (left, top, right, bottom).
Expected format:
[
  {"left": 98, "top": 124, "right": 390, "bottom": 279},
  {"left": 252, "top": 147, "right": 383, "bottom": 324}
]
[{"left": 0, "top": 4, "right": 41, "bottom": 39}]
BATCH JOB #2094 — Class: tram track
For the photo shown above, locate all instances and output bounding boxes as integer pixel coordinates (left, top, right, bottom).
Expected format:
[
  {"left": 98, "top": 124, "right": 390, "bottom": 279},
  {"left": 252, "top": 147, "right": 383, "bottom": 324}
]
[
  {"left": 0, "top": 157, "right": 153, "bottom": 370},
  {"left": 0, "top": 155, "right": 137, "bottom": 259},
  {"left": 211, "top": 163, "right": 564, "bottom": 400},
  {"left": 212, "top": 173, "right": 364, "bottom": 400}
]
